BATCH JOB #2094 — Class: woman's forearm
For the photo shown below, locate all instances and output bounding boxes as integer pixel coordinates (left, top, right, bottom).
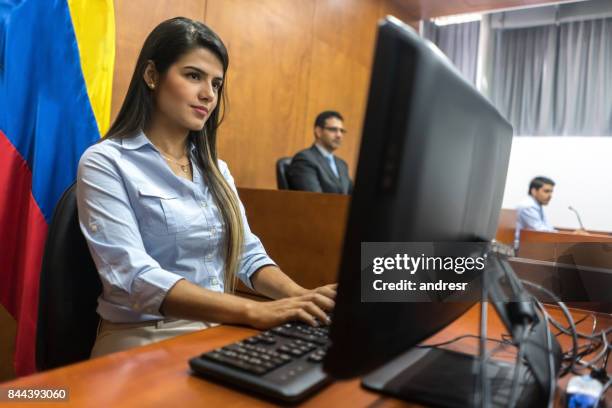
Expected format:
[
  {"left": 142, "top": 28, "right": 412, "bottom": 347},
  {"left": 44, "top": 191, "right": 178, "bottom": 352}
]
[
  {"left": 160, "top": 278, "right": 257, "bottom": 324},
  {"left": 250, "top": 265, "right": 307, "bottom": 300}
]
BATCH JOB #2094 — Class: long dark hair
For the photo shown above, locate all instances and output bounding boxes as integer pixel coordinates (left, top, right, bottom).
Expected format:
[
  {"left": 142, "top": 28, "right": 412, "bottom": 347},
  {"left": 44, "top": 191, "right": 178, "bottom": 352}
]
[{"left": 107, "top": 17, "right": 244, "bottom": 293}]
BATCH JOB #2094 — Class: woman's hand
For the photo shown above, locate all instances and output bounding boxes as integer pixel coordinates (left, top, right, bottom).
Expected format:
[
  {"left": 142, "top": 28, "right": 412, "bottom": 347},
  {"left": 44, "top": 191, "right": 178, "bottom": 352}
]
[
  {"left": 245, "top": 285, "right": 337, "bottom": 330},
  {"left": 307, "top": 283, "right": 337, "bottom": 300}
]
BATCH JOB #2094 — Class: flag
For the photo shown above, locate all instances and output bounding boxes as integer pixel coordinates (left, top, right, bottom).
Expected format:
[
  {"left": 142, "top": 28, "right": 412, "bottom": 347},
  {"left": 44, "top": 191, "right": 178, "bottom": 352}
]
[{"left": 0, "top": 0, "right": 114, "bottom": 376}]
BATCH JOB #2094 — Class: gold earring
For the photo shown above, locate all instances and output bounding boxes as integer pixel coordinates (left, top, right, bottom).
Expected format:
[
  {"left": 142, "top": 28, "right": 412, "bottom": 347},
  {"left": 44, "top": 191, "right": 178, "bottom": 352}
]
[{"left": 149, "top": 83, "right": 155, "bottom": 89}]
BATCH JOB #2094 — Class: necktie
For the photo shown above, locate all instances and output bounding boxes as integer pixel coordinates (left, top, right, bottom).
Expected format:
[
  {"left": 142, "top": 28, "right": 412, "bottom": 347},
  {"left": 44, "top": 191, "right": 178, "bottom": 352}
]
[{"left": 327, "top": 155, "right": 339, "bottom": 178}]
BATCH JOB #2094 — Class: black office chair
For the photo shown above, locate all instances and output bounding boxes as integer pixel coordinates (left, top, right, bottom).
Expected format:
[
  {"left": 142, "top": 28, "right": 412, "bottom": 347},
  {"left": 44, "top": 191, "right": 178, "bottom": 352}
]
[
  {"left": 36, "top": 182, "right": 101, "bottom": 371},
  {"left": 276, "top": 157, "right": 292, "bottom": 190}
]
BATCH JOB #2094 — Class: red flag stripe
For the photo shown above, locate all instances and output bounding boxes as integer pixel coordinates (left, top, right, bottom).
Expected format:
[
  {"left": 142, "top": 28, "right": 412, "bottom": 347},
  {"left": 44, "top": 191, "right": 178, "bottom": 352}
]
[{"left": 0, "top": 130, "right": 48, "bottom": 375}]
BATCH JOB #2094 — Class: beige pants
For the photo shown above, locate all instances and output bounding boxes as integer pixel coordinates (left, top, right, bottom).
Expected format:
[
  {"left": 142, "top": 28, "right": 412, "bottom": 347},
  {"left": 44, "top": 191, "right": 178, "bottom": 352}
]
[{"left": 90, "top": 318, "right": 216, "bottom": 358}]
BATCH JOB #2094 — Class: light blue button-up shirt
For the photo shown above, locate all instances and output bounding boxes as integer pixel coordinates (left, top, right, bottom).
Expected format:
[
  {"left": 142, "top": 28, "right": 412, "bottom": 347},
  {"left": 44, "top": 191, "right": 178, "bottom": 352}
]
[
  {"left": 76, "top": 131, "right": 276, "bottom": 323},
  {"left": 514, "top": 195, "right": 556, "bottom": 248}
]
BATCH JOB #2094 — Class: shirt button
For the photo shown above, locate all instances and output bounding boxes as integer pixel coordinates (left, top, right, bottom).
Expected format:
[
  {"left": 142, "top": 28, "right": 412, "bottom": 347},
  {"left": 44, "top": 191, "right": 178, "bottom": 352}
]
[
  {"left": 210, "top": 227, "right": 216, "bottom": 234},
  {"left": 200, "top": 201, "right": 207, "bottom": 208},
  {"left": 205, "top": 253, "right": 213, "bottom": 260},
  {"left": 90, "top": 223, "right": 98, "bottom": 232}
]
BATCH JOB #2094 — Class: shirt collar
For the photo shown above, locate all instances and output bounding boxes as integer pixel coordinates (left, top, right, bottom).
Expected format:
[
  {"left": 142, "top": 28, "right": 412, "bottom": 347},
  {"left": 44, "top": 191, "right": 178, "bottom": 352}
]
[
  {"left": 120, "top": 130, "right": 153, "bottom": 150},
  {"left": 528, "top": 195, "right": 542, "bottom": 208},
  {"left": 314, "top": 142, "right": 334, "bottom": 160},
  {"left": 121, "top": 130, "right": 197, "bottom": 154}
]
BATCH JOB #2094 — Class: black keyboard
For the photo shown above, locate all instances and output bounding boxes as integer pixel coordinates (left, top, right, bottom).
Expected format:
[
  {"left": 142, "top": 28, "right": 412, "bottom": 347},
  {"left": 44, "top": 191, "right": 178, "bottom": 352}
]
[{"left": 189, "top": 322, "right": 332, "bottom": 403}]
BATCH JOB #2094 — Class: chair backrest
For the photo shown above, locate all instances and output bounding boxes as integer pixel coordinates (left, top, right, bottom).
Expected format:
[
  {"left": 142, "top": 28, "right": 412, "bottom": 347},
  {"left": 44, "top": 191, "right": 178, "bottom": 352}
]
[
  {"left": 36, "top": 182, "right": 101, "bottom": 370},
  {"left": 276, "top": 157, "right": 292, "bottom": 190}
]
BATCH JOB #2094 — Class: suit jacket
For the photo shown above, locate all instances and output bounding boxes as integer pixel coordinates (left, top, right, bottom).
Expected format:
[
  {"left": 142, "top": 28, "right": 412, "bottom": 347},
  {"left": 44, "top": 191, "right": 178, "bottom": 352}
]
[{"left": 287, "top": 145, "right": 353, "bottom": 194}]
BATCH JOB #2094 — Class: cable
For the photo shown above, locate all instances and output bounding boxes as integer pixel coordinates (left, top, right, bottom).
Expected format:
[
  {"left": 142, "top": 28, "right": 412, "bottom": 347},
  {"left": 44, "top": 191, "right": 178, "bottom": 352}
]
[
  {"left": 509, "top": 278, "right": 611, "bottom": 405},
  {"left": 548, "top": 314, "right": 609, "bottom": 341},
  {"left": 554, "top": 313, "right": 594, "bottom": 337},
  {"left": 534, "top": 302, "right": 556, "bottom": 408},
  {"left": 520, "top": 280, "right": 579, "bottom": 376},
  {"left": 577, "top": 331, "right": 610, "bottom": 369},
  {"left": 508, "top": 323, "right": 532, "bottom": 408},
  {"left": 418, "top": 334, "right": 509, "bottom": 349}
]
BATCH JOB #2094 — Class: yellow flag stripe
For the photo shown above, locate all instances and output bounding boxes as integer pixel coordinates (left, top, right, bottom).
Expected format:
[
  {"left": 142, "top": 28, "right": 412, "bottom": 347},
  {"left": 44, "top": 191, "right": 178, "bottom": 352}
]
[{"left": 68, "top": 0, "right": 115, "bottom": 136}]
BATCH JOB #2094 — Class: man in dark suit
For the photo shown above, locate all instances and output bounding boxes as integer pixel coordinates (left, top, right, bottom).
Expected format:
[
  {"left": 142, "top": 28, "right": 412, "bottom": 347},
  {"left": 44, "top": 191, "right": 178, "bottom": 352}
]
[{"left": 287, "top": 111, "right": 353, "bottom": 194}]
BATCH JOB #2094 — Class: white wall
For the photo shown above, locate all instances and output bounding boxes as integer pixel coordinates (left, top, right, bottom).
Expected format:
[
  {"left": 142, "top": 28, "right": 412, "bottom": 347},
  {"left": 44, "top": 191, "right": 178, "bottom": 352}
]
[{"left": 501, "top": 136, "right": 612, "bottom": 232}]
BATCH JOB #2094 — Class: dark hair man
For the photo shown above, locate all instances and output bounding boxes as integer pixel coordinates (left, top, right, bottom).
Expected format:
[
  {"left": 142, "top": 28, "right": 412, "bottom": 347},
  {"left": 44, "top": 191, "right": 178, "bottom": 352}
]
[
  {"left": 286, "top": 111, "right": 353, "bottom": 194},
  {"left": 515, "top": 176, "right": 556, "bottom": 247}
]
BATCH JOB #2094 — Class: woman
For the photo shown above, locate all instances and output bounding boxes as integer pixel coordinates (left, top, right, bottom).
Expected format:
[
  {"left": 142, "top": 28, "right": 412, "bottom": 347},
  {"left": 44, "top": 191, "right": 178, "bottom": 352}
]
[{"left": 77, "top": 17, "right": 335, "bottom": 357}]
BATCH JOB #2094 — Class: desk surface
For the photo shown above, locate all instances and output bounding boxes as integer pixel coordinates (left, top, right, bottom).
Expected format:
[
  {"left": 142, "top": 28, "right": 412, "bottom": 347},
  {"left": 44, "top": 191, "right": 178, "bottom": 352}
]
[{"left": 1, "top": 305, "right": 610, "bottom": 407}]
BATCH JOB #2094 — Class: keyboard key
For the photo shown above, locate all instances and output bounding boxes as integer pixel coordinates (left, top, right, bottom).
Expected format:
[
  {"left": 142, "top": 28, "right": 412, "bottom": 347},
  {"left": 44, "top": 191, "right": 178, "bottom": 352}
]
[{"left": 203, "top": 351, "right": 268, "bottom": 375}]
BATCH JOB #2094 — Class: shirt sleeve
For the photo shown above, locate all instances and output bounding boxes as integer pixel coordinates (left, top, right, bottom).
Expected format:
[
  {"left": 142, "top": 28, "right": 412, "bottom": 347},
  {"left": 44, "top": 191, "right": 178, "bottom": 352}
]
[
  {"left": 517, "top": 205, "right": 556, "bottom": 232},
  {"left": 218, "top": 160, "right": 277, "bottom": 290},
  {"left": 77, "top": 146, "right": 184, "bottom": 317}
]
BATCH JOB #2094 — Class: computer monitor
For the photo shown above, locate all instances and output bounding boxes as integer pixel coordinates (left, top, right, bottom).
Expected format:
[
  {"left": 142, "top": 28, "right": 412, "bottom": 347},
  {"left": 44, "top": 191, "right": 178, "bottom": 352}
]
[
  {"left": 324, "top": 15, "right": 512, "bottom": 377},
  {"left": 323, "top": 16, "right": 554, "bottom": 407}
]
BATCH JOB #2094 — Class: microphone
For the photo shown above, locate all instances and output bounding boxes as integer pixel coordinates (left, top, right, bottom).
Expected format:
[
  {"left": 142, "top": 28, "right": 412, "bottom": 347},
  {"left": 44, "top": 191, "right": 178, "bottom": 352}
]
[{"left": 568, "top": 206, "right": 585, "bottom": 230}]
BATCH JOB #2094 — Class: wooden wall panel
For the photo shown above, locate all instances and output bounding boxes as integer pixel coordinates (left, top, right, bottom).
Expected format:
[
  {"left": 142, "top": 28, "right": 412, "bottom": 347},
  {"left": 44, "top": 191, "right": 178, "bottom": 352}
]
[
  {"left": 237, "top": 188, "right": 349, "bottom": 290},
  {"left": 303, "top": 0, "right": 420, "bottom": 180},
  {"left": 206, "top": 0, "right": 316, "bottom": 188},
  {"left": 495, "top": 208, "right": 517, "bottom": 245},
  {"left": 111, "top": 1, "right": 206, "bottom": 123},
  {"left": 303, "top": 37, "right": 370, "bottom": 179},
  {"left": 381, "top": 0, "right": 421, "bottom": 28},
  {"left": 313, "top": 0, "right": 383, "bottom": 68}
]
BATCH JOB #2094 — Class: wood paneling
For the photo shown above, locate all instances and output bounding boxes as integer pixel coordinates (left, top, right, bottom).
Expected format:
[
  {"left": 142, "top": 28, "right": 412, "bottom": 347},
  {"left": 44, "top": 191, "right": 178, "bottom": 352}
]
[
  {"left": 381, "top": 0, "right": 421, "bottom": 27},
  {"left": 206, "top": 0, "right": 316, "bottom": 189},
  {"left": 237, "top": 188, "right": 349, "bottom": 290},
  {"left": 111, "top": 1, "right": 207, "bottom": 123},
  {"left": 303, "top": 37, "right": 370, "bottom": 179},
  {"left": 495, "top": 208, "right": 517, "bottom": 246},
  {"left": 313, "top": 0, "right": 383, "bottom": 68}
]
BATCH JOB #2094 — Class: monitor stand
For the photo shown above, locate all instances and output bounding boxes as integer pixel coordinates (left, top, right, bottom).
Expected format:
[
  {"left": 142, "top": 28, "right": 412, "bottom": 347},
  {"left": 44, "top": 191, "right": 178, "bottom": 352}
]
[{"left": 361, "top": 346, "right": 543, "bottom": 408}]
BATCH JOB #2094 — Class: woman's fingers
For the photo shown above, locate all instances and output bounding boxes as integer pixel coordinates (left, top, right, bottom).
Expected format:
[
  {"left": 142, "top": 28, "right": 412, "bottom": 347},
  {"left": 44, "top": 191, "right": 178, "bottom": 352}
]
[
  {"left": 299, "top": 301, "right": 329, "bottom": 325},
  {"left": 292, "top": 308, "right": 318, "bottom": 327},
  {"left": 302, "top": 292, "right": 334, "bottom": 312},
  {"left": 252, "top": 289, "right": 338, "bottom": 329},
  {"left": 315, "top": 284, "right": 337, "bottom": 300}
]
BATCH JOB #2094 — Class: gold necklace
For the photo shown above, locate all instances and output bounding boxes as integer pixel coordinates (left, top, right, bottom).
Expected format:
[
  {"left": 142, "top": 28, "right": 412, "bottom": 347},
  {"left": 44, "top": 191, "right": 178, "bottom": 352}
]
[{"left": 160, "top": 151, "right": 191, "bottom": 174}]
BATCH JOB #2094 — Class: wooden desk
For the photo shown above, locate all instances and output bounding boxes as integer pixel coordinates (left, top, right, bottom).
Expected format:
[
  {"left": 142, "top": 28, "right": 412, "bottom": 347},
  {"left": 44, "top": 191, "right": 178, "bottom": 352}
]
[
  {"left": 520, "top": 230, "right": 612, "bottom": 245},
  {"left": 514, "top": 230, "right": 612, "bottom": 313},
  {"left": 2, "top": 305, "right": 609, "bottom": 407}
]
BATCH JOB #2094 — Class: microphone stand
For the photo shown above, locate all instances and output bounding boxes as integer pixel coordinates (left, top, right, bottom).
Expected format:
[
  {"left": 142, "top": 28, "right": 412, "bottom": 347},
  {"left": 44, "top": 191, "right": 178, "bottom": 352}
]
[{"left": 568, "top": 206, "right": 585, "bottom": 230}]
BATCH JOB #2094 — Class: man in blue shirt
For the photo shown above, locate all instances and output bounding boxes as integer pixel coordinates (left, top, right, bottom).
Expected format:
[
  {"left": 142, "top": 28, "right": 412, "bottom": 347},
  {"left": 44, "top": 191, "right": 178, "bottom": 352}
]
[{"left": 515, "top": 176, "right": 557, "bottom": 247}]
